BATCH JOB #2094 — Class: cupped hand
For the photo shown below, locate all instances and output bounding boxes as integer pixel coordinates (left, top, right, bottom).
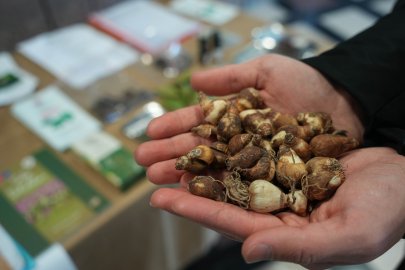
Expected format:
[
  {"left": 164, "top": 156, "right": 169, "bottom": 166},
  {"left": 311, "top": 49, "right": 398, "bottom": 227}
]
[
  {"left": 134, "top": 54, "right": 402, "bottom": 269},
  {"left": 149, "top": 147, "right": 405, "bottom": 270}
]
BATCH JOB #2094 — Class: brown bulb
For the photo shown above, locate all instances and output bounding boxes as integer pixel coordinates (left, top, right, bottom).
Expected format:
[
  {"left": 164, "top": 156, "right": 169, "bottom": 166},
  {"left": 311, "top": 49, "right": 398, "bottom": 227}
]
[
  {"left": 175, "top": 156, "right": 207, "bottom": 174},
  {"left": 198, "top": 92, "right": 229, "bottom": 125},
  {"left": 217, "top": 103, "right": 244, "bottom": 142},
  {"left": 191, "top": 124, "right": 217, "bottom": 138},
  {"left": 226, "top": 146, "right": 269, "bottom": 170},
  {"left": 239, "top": 108, "right": 275, "bottom": 138},
  {"left": 276, "top": 146, "right": 307, "bottom": 188},
  {"left": 271, "top": 112, "right": 299, "bottom": 130},
  {"left": 310, "top": 134, "right": 359, "bottom": 158},
  {"left": 188, "top": 176, "right": 225, "bottom": 202},
  {"left": 187, "top": 145, "right": 215, "bottom": 164},
  {"left": 210, "top": 141, "right": 230, "bottom": 156},
  {"left": 283, "top": 133, "right": 311, "bottom": 162},
  {"left": 236, "top": 88, "right": 262, "bottom": 112},
  {"left": 210, "top": 149, "right": 228, "bottom": 169},
  {"left": 242, "top": 157, "right": 275, "bottom": 182}
]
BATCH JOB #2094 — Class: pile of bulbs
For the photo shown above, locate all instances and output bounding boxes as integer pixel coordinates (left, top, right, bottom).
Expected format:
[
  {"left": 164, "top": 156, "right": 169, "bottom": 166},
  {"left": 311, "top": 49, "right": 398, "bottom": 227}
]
[{"left": 175, "top": 89, "right": 359, "bottom": 216}]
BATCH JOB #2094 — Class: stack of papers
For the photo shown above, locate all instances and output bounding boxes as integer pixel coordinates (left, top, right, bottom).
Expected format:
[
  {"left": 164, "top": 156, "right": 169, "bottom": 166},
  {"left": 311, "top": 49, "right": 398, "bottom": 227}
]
[
  {"left": 88, "top": 1, "right": 200, "bottom": 54},
  {"left": 18, "top": 24, "right": 139, "bottom": 90}
]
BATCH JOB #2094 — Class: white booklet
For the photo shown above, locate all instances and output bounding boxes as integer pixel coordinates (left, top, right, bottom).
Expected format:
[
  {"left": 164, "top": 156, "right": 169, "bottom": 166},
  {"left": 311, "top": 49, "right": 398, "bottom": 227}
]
[
  {"left": 17, "top": 24, "right": 139, "bottom": 90},
  {"left": 0, "top": 52, "right": 38, "bottom": 107},
  {"left": 11, "top": 85, "right": 102, "bottom": 151}
]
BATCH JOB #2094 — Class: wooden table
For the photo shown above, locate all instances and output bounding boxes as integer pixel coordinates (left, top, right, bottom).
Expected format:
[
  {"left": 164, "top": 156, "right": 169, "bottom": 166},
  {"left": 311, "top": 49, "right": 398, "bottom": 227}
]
[{"left": 0, "top": 10, "right": 335, "bottom": 270}]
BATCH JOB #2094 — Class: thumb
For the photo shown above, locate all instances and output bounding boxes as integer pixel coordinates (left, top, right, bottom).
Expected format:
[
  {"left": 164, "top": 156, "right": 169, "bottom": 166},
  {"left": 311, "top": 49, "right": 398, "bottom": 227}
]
[
  {"left": 190, "top": 57, "right": 264, "bottom": 96},
  {"left": 241, "top": 221, "right": 357, "bottom": 267}
]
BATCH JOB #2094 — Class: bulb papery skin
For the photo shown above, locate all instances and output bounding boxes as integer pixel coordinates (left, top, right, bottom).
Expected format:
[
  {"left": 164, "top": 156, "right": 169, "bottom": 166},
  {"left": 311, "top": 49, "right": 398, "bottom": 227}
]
[
  {"left": 271, "top": 112, "right": 299, "bottom": 130},
  {"left": 229, "top": 134, "right": 254, "bottom": 155},
  {"left": 243, "top": 157, "right": 275, "bottom": 181},
  {"left": 249, "top": 180, "right": 287, "bottom": 213},
  {"left": 236, "top": 88, "right": 263, "bottom": 112},
  {"left": 226, "top": 146, "right": 269, "bottom": 170},
  {"left": 239, "top": 109, "right": 275, "bottom": 138},
  {"left": 210, "top": 149, "right": 228, "bottom": 169},
  {"left": 210, "top": 141, "right": 230, "bottom": 156},
  {"left": 283, "top": 133, "right": 311, "bottom": 162},
  {"left": 198, "top": 92, "right": 229, "bottom": 125},
  {"left": 306, "top": 171, "right": 340, "bottom": 200},
  {"left": 187, "top": 176, "right": 225, "bottom": 202},
  {"left": 175, "top": 156, "right": 207, "bottom": 173},
  {"left": 287, "top": 190, "right": 307, "bottom": 216},
  {"left": 297, "top": 112, "right": 324, "bottom": 135},
  {"left": 310, "top": 134, "right": 359, "bottom": 158},
  {"left": 187, "top": 145, "right": 215, "bottom": 165},
  {"left": 276, "top": 125, "right": 317, "bottom": 142},
  {"left": 315, "top": 112, "right": 333, "bottom": 133},
  {"left": 191, "top": 124, "right": 218, "bottom": 138},
  {"left": 276, "top": 146, "right": 307, "bottom": 188},
  {"left": 217, "top": 103, "right": 243, "bottom": 142},
  {"left": 270, "top": 130, "right": 287, "bottom": 148}
]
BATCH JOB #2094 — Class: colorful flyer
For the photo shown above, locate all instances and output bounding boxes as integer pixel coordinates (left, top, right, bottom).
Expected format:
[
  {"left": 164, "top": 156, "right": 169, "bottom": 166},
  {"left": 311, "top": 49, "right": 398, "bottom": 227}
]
[
  {"left": 11, "top": 85, "right": 102, "bottom": 151},
  {"left": 71, "top": 131, "right": 146, "bottom": 190},
  {"left": 0, "top": 149, "right": 109, "bottom": 256}
]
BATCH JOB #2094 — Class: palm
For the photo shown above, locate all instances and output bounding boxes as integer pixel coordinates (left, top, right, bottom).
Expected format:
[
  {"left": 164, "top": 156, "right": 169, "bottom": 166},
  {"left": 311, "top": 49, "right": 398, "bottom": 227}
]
[{"left": 135, "top": 54, "right": 405, "bottom": 269}]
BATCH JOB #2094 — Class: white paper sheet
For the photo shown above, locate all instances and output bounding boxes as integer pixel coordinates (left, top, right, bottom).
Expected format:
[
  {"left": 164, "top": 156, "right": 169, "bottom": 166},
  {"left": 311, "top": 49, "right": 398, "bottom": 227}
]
[
  {"left": 0, "top": 52, "right": 38, "bottom": 107},
  {"left": 89, "top": 1, "right": 200, "bottom": 54},
  {"left": 170, "top": 0, "right": 239, "bottom": 25},
  {"left": 34, "top": 243, "right": 77, "bottom": 270},
  {"left": 11, "top": 85, "right": 102, "bottom": 151},
  {"left": 319, "top": 6, "right": 379, "bottom": 40},
  {"left": 17, "top": 24, "right": 139, "bottom": 90},
  {"left": 369, "top": 0, "right": 397, "bottom": 15}
]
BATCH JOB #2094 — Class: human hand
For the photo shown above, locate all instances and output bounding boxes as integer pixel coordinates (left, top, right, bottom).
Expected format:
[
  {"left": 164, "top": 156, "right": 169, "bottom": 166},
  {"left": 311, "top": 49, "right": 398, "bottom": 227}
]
[
  {"left": 134, "top": 54, "right": 387, "bottom": 269},
  {"left": 135, "top": 53, "right": 365, "bottom": 187},
  {"left": 149, "top": 147, "right": 405, "bottom": 270}
]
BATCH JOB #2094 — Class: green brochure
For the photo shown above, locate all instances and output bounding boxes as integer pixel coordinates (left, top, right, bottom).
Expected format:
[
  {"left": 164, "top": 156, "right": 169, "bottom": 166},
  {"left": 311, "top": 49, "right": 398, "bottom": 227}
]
[
  {"left": 0, "top": 149, "right": 109, "bottom": 256},
  {"left": 71, "top": 131, "right": 146, "bottom": 191}
]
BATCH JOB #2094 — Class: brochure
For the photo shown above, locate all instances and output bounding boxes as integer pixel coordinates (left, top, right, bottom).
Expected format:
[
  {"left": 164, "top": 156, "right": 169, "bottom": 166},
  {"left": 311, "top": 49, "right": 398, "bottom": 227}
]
[
  {"left": 0, "top": 52, "right": 38, "bottom": 107},
  {"left": 11, "top": 85, "right": 102, "bottom": 152},
  {"left": 71, "top": 131, "right": 146, "bottom": 191},
  {"left": 17, "top": 24, "right": 139, "bottom": 89},
  {"left": 0, "top": 149, "right": 109, "bottom": 256}
]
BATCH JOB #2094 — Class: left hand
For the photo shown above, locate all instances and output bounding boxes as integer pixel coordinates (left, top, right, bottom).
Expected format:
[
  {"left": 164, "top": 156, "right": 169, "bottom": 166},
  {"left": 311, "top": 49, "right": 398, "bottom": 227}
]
[{"left": 149, "top": 147, "right": 405, "bottom": 270}]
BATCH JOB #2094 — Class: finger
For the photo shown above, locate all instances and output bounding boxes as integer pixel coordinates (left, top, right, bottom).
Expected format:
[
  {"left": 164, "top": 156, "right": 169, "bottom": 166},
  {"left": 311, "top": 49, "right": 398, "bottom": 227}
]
[
  {"left": 165, "top": 189, "right": 284, "bottom": 241},
  {"left": 147, "top": 159, "right": 187, "bottom": 185},
  {"left": 242, "top": 219, "right": 362, "bottom": 266},
  {"left": 146, "top": 105, "right": 205, "bottom": 140},
  {"left": 134, "top": 133, "right": 215, "bottom": 167},
  {"left": 190, "top": 57, "right": 264, "bottom": 95}
]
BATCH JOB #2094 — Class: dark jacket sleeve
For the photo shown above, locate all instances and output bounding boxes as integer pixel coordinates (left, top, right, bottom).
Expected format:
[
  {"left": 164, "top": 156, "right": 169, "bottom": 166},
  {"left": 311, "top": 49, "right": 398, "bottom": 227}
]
[{"left": 302, "top": 0, "right": 405, "bottom": 153}]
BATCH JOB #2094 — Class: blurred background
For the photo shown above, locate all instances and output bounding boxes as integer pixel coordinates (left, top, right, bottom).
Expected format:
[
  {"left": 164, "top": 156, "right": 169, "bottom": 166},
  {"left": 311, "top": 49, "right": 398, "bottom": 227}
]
[{"left": 0, "top": 0, "right": 403, "bottom": 270}]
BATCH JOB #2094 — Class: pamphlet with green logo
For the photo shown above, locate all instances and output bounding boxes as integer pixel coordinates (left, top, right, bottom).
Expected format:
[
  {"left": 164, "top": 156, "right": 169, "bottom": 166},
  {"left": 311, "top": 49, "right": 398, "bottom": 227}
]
[
  {"left": 0, "top": 149, "right": 109, "bottom": 257},
  {"left": 71, "top": 131, "right": 146, "bottom": 191}
]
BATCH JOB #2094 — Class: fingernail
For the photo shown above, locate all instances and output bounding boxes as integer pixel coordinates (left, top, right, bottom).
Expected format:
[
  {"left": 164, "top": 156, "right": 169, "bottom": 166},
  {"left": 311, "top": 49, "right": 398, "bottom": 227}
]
[
  {"left": 150, "top": 202, "right": 158, "bottom": 208},
  {"left": 244, "top": 244, "right": 272, "bottom": 264}
]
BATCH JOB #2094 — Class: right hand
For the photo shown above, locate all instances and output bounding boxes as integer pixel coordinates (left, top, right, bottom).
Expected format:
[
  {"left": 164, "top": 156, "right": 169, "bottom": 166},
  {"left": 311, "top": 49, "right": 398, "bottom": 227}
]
[{"left": 136, "top": 54, "right": 366, "bottom": 187}]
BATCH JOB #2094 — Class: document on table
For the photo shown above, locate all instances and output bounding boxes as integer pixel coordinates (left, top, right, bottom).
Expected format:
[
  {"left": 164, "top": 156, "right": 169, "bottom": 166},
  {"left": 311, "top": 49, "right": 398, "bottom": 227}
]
[
  {"left": 169, "top": 0, "right": 240, "bottom": 25},
  {"left": 11, "top": 85, "right": 102, "bottom": 151},
  {"left": 17, "top": 24, "right": 139, "bottom": 90},
  {"left": 88, "top": 1, "right": 200, "bottom": 54},
  {"left": 0, "top": 52, "right": 38, "bottom": 106}
]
